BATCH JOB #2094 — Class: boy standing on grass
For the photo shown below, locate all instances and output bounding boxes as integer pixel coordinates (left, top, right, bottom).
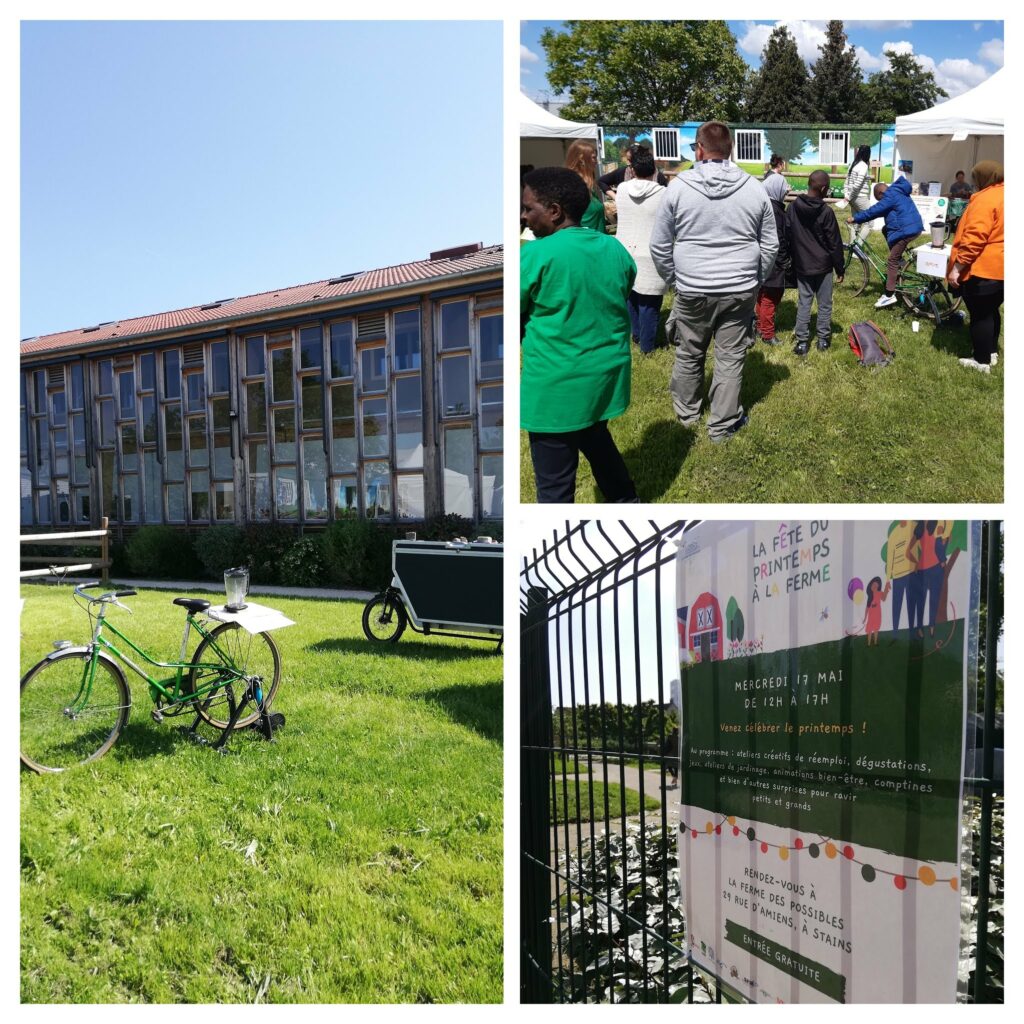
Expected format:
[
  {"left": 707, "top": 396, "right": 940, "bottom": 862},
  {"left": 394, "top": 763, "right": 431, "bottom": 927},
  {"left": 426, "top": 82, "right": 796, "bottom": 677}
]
[
  {"left": 521, "top": 166, "right": 639, "bottom": 504},
  {"left": 785, "top": 170, "right": 845, "bottom": 356}
]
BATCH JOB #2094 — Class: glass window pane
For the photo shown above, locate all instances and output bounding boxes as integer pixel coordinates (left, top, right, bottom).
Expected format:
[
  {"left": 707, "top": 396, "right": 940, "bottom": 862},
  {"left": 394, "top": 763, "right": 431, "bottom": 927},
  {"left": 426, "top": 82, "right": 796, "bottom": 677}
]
[
  {"left": 361, "top": 346, "right": 386, "bottom": 393},
  {"left": 140, "top": 353, "right": 155, "bottom": 391},
  {"left": 211, "top": 396, "right": 230, "bottom": 431},
  {"left": 440, "top": 301, "right": 470, "bottom": 350},
  {"left": 144, "top": 451, "right": 161, "bottom": 522},
  {"left": 302, "top": 374, "right": 323, "bottom": 429},
  {"left": 300, "top": 326, "right": 323, "bottom": 370},
  {"left": 479, "top": 314, "right": 503, "bottom": 380},
  {"left": 122, "top": 475, "right": 139, "bottom": 522},
  {"left": 121, "top": 424, "right": 138, "bottom": 472},
  {"left": 331, "top": 382, "right": 356, "bottom": 472},
  {"left": 35, "top": 420, "right": 50, "bottom": 481},
  {"left": 52, "top": 391, "right": 67, "bottom": 428},
  {"left": 394, "top": 310, "right": 421, "bottom": 371},
  {"left": 141, "top": 396, "right": 158, "bottom": 444},
  {"left": 100, "top": 451, "right": 116, "bottom": 518},
  {"left": 271, "top": 347, "right": 294, "bottom": 402},
  {"left": 186, "top": 372, "right": 205, "bottom": 413},
  {"left": 21, "top": 460, "right": 32, "bottom": 524},
  {"left": 480, "top": 384, "right": 503, "bottom": 450},
  {"left": 249, "top": 441, "right": 270, "bottom": 520},
  {"left": 442, "top": 355, "right": 471, "bottom": 416},
  {"left": 75, "top": 489, "right": 90, "bottom": 525},
  {"left": 214, "top": 481, "right": 235, "bottom": 521},
  {"left": 118, "top": 372, "right": 135, "bottom": 418},
  {"left": 302, "top": 439, "right": 328, "bottom": 519},
  {"left": 98, "top": 360, "right": 113, "bottom": 396},
  {"left": 444, "top": 425, "right": 474, "bottom": 518},
  {"left": 190, "top": 470, "right": 209, "bottom": 520},
  {"left": 363, "top": 462, "right": 391, "bottom": 519},
  {"left": 330, "top": 322, "right": 353, "bottom": 378},
  {"left": 55, "top": 479, "right": 71, "bottom": 525},
  {"left": 166, "top": 483, "right": 185, "bottom": 522},
  {"left": 246, "top": 336, "right": 265, "bottom": 376},
  {"left": 273, "top": 408, "right": 296, "bottom": 462},
  {"left": 396, "top": 475, "right": 424, "bottom": 520},
  {"left": 211, "top": 341, "right": 230, "bottom": 393},
  {"left": 246, "top": 381, "right": 267, "bottom": 434},
  {"left": 34, "top": 370, "right": 46, "bottom": 411},
  {"left": 362, "top": 397, "right": 388, "bottom": 458},
  {"left": 395, "top": 376, "right": 422, "bottom": 469},
  {"left": 164, "top": 405, "right": 184, "bottom": 481},
  {"left": 274, "top": 466, "right": 298, "bottom": 519},
  {"left": 163, "top": 350, "right": 181, "bottom": 399},
  {"left": 70, "top": 363, "right": 84, "bottom": 408},
  {"left": 37, "top": 490, "right": 51, "bottom": 523},
  {"left": 188, "top": 417, "right": 208, "bottom": 467},
  {"left": 332, "top": 477, "right": 358, "bottom": 517},
  {"left": 99, "top": 400, "right": 115, "bottom": 446},
  {"left": 213, "top": 432, "right": 232, "bottom": 480},
  {"left": 481, "top": 454, "right": 503, "bottom": 518}
]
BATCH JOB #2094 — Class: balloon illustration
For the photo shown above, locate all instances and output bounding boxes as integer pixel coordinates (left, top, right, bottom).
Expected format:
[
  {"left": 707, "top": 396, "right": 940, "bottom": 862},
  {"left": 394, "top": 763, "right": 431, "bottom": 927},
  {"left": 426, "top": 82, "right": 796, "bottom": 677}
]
[{"left": 848, "top": 577, "right": 863, "bottom": 601}]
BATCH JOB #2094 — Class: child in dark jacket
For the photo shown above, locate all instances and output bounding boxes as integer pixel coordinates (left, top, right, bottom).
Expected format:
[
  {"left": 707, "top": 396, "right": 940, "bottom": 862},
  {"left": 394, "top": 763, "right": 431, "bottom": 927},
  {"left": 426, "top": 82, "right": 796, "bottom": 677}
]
[
  {"left": 785, "top": 170, "right": 845, "bottom": 355},
  {"left": 848, "top": 176, "right": 924, "bottom": 308}
]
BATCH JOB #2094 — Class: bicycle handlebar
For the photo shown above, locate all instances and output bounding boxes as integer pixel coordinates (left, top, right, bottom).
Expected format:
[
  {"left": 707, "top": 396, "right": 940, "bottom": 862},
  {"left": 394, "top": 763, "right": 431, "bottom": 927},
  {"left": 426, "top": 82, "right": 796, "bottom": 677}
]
[{"left": 73, "top": 582, "right": 136, "bottom": 605}]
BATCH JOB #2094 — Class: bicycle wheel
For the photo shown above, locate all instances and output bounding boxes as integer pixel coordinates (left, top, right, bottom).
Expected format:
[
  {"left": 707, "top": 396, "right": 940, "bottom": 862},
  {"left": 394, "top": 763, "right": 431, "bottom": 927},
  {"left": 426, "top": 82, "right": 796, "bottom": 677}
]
[
  {"left": 362, "top": 593, "right": 408, "bottom": 643},
  {"left": 21, "top": 651, "right": 130, "bottom": 773},
  {"left": 838, "top": 248, "right": 869, "bottom": 298},
  {"left": 927, "top": 282, "right": 963, "bottom": 325},
  {"left": 896, "top": 261, "right": 933, "bottom": 317},
  {"left": 187, "top": 623, "right": 281, "bottom": 730}
]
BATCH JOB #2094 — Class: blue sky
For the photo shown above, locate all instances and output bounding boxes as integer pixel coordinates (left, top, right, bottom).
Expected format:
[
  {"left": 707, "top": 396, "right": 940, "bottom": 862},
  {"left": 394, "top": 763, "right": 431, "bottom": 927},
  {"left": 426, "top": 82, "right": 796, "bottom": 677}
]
[
  {"left": 21, "top": 21, "right": 501, "bottom": 338},
  {"left": 521, "top": 20, "right": 1004, "bottom": 105}
]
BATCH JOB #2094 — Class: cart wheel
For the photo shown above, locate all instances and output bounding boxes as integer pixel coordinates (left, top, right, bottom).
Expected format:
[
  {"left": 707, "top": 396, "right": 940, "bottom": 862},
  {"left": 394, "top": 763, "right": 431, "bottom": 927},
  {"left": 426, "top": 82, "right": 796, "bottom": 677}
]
[{"left": 362, "top": 592, "right": 408, "bottom": 643}]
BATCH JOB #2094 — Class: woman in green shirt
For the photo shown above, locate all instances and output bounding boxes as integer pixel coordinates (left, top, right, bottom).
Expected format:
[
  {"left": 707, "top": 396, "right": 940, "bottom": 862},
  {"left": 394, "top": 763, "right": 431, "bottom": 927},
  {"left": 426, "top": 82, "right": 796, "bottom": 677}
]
[{"left": 565, "top": 140, "right": 607, "bottom": 233}]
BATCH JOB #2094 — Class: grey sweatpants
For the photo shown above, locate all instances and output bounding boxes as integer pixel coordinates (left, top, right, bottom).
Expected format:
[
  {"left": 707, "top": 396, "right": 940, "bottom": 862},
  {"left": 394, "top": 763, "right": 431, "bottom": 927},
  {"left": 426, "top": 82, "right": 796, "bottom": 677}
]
[
  {"left": 669, "top": 288, "right": 756, "bottom": 439},
  {"left": 794, "top": 273, "right": 834, "bottom": 345}
]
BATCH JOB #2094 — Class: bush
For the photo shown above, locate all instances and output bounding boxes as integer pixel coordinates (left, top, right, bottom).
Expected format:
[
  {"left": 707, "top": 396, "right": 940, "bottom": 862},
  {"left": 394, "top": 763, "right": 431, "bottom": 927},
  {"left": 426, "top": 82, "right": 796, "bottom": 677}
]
[
  {"left": 125, "top": 526, "right": 194, "bottom": 578},
  {"left": 242, "top": 523, "right": 297, "bottom": 585},
  {"left": 419, "top": 514, "right": 476, "bottom": 542},
  {"left": 322, "top": 515, "right": 393, "bottom": 589},
  {"left": 193, "top": 525, "right": 246, "bottom": 580},
  {"left": 279, "top": 536, "right": 328, "bottom": 588}
]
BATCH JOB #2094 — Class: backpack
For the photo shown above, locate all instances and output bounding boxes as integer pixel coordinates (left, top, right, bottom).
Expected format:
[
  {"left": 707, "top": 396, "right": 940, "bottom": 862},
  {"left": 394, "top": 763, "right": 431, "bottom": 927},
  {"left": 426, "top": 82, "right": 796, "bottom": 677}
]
[{"left": 848, "top": 321, "right": 894, "bottom": 367}]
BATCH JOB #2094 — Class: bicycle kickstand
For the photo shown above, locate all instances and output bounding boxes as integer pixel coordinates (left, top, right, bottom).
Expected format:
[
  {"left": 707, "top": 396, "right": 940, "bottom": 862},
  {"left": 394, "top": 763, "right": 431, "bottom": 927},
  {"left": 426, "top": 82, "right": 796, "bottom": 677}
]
[{"left": 213, "top": 685, "right": 242, "bottom": 752}]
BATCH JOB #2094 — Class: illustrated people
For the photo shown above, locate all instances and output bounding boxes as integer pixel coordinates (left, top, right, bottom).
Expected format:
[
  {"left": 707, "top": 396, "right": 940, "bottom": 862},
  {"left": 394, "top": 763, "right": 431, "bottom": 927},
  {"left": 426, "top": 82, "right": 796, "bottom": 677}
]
[
  {"left": 599, "top": 144, "right": 669, "bottom": 193},
  {"left": 785, "top": 170, "right": 844, "bottom": 356},
  {"left": 520, "top": 166, "right": 639, "bottom": 504},
  {"left": 947, "top": 161, "right": 1004, "bottom": 373},
  {"left": 754, "top": 172, "right": 790, "bottom": 345},
  {"left": 848, "top": 176, "right": 924, "bottom": 309},
  {"left": 649, "top": 120, "right": 778, "bottom": 442},
  {"left": 885, "top": 520, "right": 918, "bottom": 632},
  {"left": 863, "top": 576, "right": 891, "bottom": 645},
  {"left": 614, "top": 147, "right": 668, "bottom": 356},
  {"left": 564, "top": 140, "right": 607, "bottom": 233},
  {"left": 949, "top": 170, "right": 974, "bottom": 201},
  {"left": 911, "top": 521, "right": 948, "bottom": 636},
  {"left": 843, "top": 144, "right": 874, "bottom": 245}
]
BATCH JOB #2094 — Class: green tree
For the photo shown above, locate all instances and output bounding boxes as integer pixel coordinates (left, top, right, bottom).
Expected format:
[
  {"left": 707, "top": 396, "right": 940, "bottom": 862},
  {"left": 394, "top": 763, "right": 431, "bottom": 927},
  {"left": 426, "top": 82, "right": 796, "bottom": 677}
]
[
  {"left": 809, "top": 20, "right": 865, "bottom": 122},
  {"left": 862, "top": 51, "right": 948, "bottom": 122},
  {"left": 540, "top": 21, "right": 747, "bottom": 123},
  {"left": 764, "top": 128, "right": 813, "bottom": 164},
  {"left": 743, "top": 25, "right": 816, "bottom": 122}
]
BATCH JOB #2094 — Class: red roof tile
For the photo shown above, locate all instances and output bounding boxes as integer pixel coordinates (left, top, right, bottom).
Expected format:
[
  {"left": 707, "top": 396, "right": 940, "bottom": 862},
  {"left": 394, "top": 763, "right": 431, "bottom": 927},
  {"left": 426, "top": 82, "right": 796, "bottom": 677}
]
[{"left": 22, "top": 244, "right": 503, "bottom": 358}]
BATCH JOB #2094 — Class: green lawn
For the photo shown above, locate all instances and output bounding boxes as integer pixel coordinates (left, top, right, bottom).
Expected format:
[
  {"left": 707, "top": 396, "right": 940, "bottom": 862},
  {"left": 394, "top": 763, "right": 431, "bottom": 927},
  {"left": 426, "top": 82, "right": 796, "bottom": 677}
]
[
  {"left": 551, "top": 781, "right": 660, "bottom": 825},
  {"left": 20, "top": 583, "right": 502, "bottom": 1003},
  {"left": 521, "top": 217, "right": 1002, "bottom": 503}
]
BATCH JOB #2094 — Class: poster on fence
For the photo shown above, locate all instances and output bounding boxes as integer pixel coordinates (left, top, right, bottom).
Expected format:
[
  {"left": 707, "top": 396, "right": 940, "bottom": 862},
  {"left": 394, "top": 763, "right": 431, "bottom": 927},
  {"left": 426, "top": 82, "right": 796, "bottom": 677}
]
[{"left": 675, "top": 520, "right": 978, "bottom": 1004}]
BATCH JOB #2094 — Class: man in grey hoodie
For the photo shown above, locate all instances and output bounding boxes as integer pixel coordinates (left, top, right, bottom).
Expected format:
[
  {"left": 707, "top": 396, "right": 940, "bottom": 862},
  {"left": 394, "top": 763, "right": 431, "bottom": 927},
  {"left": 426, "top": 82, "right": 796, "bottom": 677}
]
[{"left": 650, "top": 121, "right": 778, "bottom": 442}]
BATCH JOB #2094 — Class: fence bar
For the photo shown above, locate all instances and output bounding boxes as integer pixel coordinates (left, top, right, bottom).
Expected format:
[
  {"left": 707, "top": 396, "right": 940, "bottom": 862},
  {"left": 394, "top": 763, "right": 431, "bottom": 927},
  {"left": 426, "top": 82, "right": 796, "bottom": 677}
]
[{"left": 101, "top": 517, "right": 110, "bottom": 583}]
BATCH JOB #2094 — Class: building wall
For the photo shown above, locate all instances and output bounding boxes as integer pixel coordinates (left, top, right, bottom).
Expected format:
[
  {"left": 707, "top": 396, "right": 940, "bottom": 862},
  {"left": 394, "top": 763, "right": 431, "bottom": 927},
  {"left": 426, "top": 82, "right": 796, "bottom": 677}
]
[{"left": 20, "top": 283, "right": 503, "bottom": 531}]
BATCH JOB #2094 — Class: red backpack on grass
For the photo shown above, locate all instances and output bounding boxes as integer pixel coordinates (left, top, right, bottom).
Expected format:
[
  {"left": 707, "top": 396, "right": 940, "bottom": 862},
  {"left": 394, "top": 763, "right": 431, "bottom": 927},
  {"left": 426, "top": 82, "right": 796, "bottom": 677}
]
[{"left": 848, "top": 321, "right": 894, "bottom": 367}]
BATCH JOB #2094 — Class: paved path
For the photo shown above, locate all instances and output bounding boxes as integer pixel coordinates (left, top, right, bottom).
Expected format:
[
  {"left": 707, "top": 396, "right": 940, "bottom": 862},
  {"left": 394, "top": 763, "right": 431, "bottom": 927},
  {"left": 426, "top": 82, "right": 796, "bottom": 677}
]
[{"left": 109, "top": 577, "right": 375, "bottom": 602}]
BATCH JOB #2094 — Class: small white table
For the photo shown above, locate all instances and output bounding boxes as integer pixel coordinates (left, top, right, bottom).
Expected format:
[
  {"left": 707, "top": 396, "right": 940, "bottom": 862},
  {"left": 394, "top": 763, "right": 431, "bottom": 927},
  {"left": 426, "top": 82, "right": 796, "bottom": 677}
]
[{"left": 206, "top": 601, "right": 295, "bottom": 635}]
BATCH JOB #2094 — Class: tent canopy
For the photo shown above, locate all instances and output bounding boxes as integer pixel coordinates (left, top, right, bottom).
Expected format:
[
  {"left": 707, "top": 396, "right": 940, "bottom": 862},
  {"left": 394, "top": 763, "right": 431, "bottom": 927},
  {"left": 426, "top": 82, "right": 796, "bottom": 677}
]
[{"left": 520, "top": 93, "right": 599, "bottom": 170}]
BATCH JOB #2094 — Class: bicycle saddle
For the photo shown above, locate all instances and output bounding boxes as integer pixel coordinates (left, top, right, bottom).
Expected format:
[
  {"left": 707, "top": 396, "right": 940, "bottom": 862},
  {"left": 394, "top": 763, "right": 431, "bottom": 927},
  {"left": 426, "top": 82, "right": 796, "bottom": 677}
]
[{"left": 173, "top": 598, "right": 211, "bottom": 614}]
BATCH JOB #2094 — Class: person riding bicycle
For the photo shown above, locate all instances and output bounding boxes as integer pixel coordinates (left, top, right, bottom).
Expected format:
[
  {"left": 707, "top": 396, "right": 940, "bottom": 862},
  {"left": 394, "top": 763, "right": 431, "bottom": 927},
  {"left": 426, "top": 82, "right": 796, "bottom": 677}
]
[{"left": 848, "top": 176, "right": 924, "bottom": 309}]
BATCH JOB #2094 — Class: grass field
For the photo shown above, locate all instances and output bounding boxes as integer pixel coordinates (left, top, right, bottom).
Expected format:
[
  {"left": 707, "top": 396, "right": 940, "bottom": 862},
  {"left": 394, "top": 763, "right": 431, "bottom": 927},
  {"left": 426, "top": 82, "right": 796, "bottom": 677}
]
[
  {"left": 551, "top": 781, "right": 659, "bottom": 825},
  {"left": 521, "top": 218, "right": 1002, "bottom": 503},
  {"left": 20, "top": 584, "right": 502, "bottom": 1003}
]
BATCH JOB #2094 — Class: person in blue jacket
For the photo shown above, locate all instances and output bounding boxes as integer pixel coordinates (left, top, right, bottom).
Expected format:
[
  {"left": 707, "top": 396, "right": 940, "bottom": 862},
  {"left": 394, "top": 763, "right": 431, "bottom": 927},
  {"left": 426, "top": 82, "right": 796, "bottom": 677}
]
[{"left": 847, "top": 176, "right": 924, "bottom": 308}]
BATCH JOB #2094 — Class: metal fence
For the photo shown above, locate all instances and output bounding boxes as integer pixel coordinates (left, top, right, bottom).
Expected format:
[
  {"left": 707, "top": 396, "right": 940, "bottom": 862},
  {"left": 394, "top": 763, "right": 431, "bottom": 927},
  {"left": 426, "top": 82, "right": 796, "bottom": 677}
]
[{"left": 520, "top": 520, "right": 1003, "bottom": 1004}]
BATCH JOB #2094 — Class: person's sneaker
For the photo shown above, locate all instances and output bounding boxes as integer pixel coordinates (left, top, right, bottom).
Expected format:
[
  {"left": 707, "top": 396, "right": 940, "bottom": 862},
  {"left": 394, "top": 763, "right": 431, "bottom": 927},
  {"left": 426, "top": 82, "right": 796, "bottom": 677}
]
[
  {"left": 793, "top": 341, "right": 810, "bottom": 357},
  {"left": 991, "top": 352, "right": 999, "bottom": 366},
  {"left": 762, "top": 333, "right": 781, "bottom": 346},
  {"left": 959, "top": 357, "right": 991, "bottom": 374},
  {"left": 709, "top": 413, "right": 749, "bottom": 444},
  {"left": 816, "top": 340, "right": 831, "bottom": 351},
  {"left": 874, "top": 294, "right": 898, "bottom": 309}
]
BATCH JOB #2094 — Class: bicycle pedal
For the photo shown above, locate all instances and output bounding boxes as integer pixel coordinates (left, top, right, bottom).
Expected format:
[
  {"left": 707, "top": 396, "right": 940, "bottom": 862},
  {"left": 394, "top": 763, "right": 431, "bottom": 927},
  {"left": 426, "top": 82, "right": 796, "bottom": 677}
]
[{"left": 269, "top": 713, "right": 285, "bottom": 729}]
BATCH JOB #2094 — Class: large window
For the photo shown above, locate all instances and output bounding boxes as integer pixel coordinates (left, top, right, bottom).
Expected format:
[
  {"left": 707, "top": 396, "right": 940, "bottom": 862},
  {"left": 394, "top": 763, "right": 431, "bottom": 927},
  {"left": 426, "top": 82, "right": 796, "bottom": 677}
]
[
  {"left": 735, "top": 129, "right": 764, "bottom": 163},
  {"left": 819, "top": 130, "right": 849, "bottom": 166}
]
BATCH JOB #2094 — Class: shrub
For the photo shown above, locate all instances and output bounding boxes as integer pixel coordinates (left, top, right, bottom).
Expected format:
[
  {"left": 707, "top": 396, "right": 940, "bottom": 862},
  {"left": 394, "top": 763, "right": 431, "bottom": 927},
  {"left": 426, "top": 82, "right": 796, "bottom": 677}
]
[
  {"left": 125, "top": 526, "right": 192, "bottom": 578},
  {"left": 419, "top": 514, "right": 476, "bottom": 542},
  {"left": 242, "top": 523, "right": 297, "bottom": 585},
  {"left": 322, "top": 515, "right": 393, "bottom": 589},
  {"left": 278, "top": 536, "right": 328, "bottom": 588},
  {"left": 193, "top": 525, "right": 246, "bottom": 580}
]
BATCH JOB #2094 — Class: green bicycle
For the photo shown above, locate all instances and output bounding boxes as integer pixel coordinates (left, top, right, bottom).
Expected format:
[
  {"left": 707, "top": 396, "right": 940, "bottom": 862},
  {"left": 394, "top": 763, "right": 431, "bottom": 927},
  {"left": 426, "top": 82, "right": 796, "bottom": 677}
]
[
  {"left": 839, "top": 227, "right": 963, "bottom": 326},
  {"left": 20, "top": 582, "right": 282, "bottom": 774}
]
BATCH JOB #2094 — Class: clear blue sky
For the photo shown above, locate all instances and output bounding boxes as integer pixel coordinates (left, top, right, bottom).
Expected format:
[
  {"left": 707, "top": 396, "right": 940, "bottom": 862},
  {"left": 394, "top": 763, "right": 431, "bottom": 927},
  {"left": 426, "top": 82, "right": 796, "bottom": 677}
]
[
  {"left": 22, "top": 21, "right": 502, "bottom": 338},
  {"left": 522, "top": 20, "right": 1004, "bottom": 105}
]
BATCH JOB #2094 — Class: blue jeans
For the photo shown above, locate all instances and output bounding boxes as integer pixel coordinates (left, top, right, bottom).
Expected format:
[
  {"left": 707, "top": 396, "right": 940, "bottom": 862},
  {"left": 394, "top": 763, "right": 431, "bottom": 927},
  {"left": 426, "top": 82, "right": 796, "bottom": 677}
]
[{"left": 628, "top": 290, "right": 663, "bottom": 354}]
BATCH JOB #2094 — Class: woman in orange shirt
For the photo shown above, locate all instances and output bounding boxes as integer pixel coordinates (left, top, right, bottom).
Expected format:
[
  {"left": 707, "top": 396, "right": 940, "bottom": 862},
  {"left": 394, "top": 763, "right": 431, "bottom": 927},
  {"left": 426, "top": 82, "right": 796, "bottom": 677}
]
[{"left": 947, "top": 161, "right": 1003, "bottom": 373}]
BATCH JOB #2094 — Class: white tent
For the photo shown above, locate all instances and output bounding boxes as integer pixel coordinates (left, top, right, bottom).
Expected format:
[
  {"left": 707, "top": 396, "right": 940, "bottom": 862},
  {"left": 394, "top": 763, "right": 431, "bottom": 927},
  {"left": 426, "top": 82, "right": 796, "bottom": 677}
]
[
  {"left": 520, "top": 92, "right": 600, "bottom": 170},
  {"left": 895, "top": 70, "right": 1004, "bottom": 191}
]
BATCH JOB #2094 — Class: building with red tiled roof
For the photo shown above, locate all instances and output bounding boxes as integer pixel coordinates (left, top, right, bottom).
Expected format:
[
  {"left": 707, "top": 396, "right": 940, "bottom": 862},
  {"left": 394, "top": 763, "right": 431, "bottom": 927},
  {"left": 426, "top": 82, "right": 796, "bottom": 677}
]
[{"left": 20, "top": 243, "right": 503, "bottom": 533}]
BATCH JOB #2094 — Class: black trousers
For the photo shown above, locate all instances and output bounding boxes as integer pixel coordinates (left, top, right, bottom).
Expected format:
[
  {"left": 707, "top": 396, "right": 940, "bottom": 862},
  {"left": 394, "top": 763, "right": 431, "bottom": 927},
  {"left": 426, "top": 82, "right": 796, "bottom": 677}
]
[
  {"left": 529, "top": 421, "right": 637, "bottom": 504},
  {"left": 962, "top": 276, "right": 1003, "bottom": 365}
]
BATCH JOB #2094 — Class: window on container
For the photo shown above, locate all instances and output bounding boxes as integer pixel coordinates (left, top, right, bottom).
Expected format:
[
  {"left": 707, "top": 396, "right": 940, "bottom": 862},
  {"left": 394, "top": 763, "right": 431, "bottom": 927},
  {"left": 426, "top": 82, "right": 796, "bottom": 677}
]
[
  {"left": 214, "top": 481, "right": 234, "bottom": 522},
  {"left": 273, "top": 408, "right": 296, "bottom": 463},
  {"left": 274, "top": 466, "right": 299, "bottom": 519},
  {"left": 246, "top": 381, "right": 267, "bottom": 433},
  {"left": 479, "top": 314, "right": 503, "bottom": 381},
  {"left": 394, "top": 375, "right": 422, "bottom": 469},
  {"left": 186, "top": 371, "right": 205, "bottom": 413},
  {"left": 301, "top": 374, "right": 324, "bottom": 429},
  {"left": 332, "top": 477, "right": 358, "bottom": 517},
  {"left": 164, "top": 406, "right": 184, "bottom": 481},
  {"left": 70, "top": 363, "right": 85, "bottom": 408},
  {"left": 121, "top": 424, "right": 138, "bottom": 472},
  {"left": 480, "top": 454, "right": 503, "bottom": 519},
  {"left": 188, "top": 417, "right": 209, "bottom": 468},
  {"left": 248, "top": 441, "right": 271, "bottom": 520},
  {"left": 441, "top": 355, "right": 471, "bottom": 416},
  {"left": 361, "top": 345, "right": 386, "bottom": 393},
  {"left": 440, "top": 300, "right": 470, "bottom": 350},
  {"left": 98, "top": 360, "right": 113, "bottom": 396},
  {"left": 330, "top": 322, "right": 354, "bottom": 378},
  {"left": 118, "top": 371, "right": 135, "bottom": 418},
  {"left": 302, "top": 439, "right": 328, "bottom": 520},
  {"left": 163, "top": 350, "right": 181, "bottom": 400},
  {"left": 479, "top": 384, "right": 503, "bottom": 450},
  {"left": 211, "top": 341, "right": 230, "bottom": 393},
  {"left": 331, "top": 382, "right": 357, "bottom": 473},
  {"left": 396, "top": 474, "right": 424, "bottom": 520},
  {"left": 299, "top": 325, "right": 323, "bottom": 370},
  {"left": 211, "top": 397, "right": 232, "bottom": 479},
  {"left": 362, "top": 397, "right": 388, "bottom": 458},
  {"left": 246, "top": 336, "right": 266, "bottom": 377},
  {"left": 140, "top": 353, "right": 156, "bottom": 392},
  {"left": 393, "top": 310, "right": 421, "bottom": 371},
  {"left": 190, "top": 470, "right": 210, "bottom": 520},
  {"left": 443, "top": 424, "right": 474, "bottom": 518},
  {"left": 271, "top": 347, "right": 294, "bottom": 403},
  {"left": 363, "top": 462, "right": 391, "bottom": 519}
]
